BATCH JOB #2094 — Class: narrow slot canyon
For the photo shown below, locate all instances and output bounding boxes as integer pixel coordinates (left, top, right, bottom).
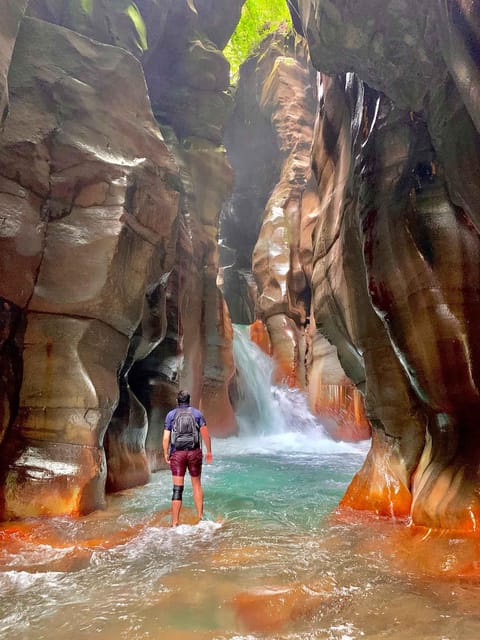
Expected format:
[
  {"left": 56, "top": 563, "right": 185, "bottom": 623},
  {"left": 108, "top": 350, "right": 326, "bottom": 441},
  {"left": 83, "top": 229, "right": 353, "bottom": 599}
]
[{"left": 1, "top": 1, "right": 480, "bottom": 638}]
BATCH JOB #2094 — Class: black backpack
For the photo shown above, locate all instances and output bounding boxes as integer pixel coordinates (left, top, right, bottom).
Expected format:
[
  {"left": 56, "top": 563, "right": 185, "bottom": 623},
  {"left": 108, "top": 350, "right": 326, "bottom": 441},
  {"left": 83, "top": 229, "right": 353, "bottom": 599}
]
[{"left": 171, "top": 408, "right": 200, "bottom": 450}]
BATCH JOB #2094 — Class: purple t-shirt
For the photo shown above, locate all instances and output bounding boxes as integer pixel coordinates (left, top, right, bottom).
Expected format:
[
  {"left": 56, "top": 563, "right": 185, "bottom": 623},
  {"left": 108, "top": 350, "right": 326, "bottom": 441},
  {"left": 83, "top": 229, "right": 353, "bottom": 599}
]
[{"left": 165, "top": 404, "right": 206, "bottom": 453}]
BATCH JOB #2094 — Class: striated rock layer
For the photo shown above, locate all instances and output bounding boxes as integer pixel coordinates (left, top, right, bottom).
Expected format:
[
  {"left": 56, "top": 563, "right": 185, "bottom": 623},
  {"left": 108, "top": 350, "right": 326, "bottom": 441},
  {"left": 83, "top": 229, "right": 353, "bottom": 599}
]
[
  {"left": 134, "top": 0, "right": 241, "bottom": 448},
  {"left": 224, "top": 31, "right": 370, "bottom": 440},
  {"left": 291, "top": 0, "right": 480, "bottom": 530},
  {"left": 0, "top": 16, "right": 180, "bottom": 517},
  {"left": 0, "top": 1, "right": 241, "bottom": 519}
]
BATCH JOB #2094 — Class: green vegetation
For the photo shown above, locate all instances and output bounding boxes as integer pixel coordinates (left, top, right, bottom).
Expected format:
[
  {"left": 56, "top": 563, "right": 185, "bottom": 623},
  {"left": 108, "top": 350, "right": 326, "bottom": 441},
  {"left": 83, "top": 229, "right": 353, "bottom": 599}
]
[{"left": 223, "top": 0, "right": 292, "bottom": 81}]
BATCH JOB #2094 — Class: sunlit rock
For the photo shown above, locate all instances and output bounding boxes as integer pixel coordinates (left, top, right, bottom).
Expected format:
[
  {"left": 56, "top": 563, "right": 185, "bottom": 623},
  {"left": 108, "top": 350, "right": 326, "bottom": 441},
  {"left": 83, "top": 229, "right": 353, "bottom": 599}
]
[
  {"left": 26, "top": 0, "right": 171, "bottom": 58},
  {"left": 252, "top": 49, "right": 314, "bottom": 359},
  {"left": 227, "top": 34, "right": 316, "bottom": 388},
  {"left": 141, "top": 1, "right": 237, "bottom": 145},
  {"left": 195, "top": 0, "right": 245, "bottom": 50},
  {"left": 225, "top": 30, "right": 369, "bottom": 436}
]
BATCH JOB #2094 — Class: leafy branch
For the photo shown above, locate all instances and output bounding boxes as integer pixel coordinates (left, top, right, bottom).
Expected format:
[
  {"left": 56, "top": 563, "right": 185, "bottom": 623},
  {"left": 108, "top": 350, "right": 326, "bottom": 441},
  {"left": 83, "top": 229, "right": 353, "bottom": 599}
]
[{"left": 223, "top": 0, "right": 292, "bottom": 81}]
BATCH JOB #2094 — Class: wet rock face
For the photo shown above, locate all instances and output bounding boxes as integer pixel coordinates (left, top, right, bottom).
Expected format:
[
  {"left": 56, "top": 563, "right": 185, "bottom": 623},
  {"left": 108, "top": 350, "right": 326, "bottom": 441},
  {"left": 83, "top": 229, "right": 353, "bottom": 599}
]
[
  {"left": 0, "top": 1, "right": 28, "bottom": 127},
  {"left": 0, "top": 298, "right": 23, "bottom": 446},
  {"left": 140, "top": 0, "right": 234, "bottom": 145},
  {"left": 292, "top": 0, "right": 441, "bottom": 111},
  {"left": 127, "top": 0, "right": 243, "bottom": 442},
  {"left": 225, "top": 32, "right": 369, "bottom": 439},
  {"left": 294, "top": 0, "right": 480, "bottom": 529},
  {"left": 26, "top": 0, "right": 174, "bottom": 58},
  {"left": 0, "top": 16, "right": 181, "bottom": 518},
  {"left": 166, "top": 135, "right": 237, "bottom": 439},
  {"left": 223, "top": 45, "right": 284, "bottom": 284},
  {"left": 226, "top": 33, "right": 316, "bottom": 375},
  {"left": 0, "top": 0, "right": 241, "bottom": 517}
]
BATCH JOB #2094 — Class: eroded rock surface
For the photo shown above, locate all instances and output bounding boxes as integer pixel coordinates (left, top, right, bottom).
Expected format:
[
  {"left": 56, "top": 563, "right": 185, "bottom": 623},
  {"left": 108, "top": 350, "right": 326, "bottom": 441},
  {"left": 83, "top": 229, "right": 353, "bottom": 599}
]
[
  {"left": 0, "top": 1, "right": 28, "bottom": 127},
  {"left": 224, "top": 31, "right": 369, "bottom": 438},
  {"left": 131, "top": 0, "right": 242, "bottom": 442},
  {"left": 138, "top": 132, "right": 237, "bottom": 445},
  {"left": 292, "top": 0, "right": 480, "bottom": 530},
  {"left": 0, "top": 0, "right": 241, "bottom": 518},
  {"left": 0, "top": 16, "right": 180, "bottom": 517}
]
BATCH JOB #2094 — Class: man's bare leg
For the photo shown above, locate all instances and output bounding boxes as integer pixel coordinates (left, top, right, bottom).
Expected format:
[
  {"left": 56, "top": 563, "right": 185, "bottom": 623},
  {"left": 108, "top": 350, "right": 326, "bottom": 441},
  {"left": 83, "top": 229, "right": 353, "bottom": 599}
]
[
  {"left": 191, "top": 475, "right": 204, "bottom": 521},
  {"left": 172, "top": 475, "right": 185, "bottom": 526}
]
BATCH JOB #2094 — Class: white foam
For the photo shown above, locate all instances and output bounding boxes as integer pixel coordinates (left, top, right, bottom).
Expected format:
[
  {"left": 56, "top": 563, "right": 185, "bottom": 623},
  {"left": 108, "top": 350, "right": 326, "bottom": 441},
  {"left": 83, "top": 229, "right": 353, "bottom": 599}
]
[
  {"left": 174, "top": 520, "right": 222, "bottom": 536},
  {"left": 232, "top": 325, "right": 371, "bottom": 459},
  {"left": 2, "top": 570, "right": 64, "bottom": 591},
  {"left": 213, "top": 432, "right": 369, "bottom": 457}
]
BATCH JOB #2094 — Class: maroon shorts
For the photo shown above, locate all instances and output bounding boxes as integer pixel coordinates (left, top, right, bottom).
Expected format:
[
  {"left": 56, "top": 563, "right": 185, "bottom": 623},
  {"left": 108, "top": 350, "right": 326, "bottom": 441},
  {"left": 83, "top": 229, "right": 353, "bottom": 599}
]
[{"left": 170, "top": 448, "right": 203, "bottom": 477}]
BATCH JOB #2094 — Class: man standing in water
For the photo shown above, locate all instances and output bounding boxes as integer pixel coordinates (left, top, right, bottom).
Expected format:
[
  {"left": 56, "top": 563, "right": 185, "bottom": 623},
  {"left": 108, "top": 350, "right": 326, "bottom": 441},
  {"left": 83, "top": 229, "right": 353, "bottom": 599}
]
[{"left": 163, "top": 390, "right": 213, "bottom": 526}]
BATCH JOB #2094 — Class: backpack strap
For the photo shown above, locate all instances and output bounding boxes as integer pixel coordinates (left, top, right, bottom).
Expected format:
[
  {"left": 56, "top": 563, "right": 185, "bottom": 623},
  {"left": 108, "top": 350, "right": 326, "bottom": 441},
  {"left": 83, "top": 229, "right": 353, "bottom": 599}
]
[{"left": 188, "top": 408, "right": 201, "bottom": 449}]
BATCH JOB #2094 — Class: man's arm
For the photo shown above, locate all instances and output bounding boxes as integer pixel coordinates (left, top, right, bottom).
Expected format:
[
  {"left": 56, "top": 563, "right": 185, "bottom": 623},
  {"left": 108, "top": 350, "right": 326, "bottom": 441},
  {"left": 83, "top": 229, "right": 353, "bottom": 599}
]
[
  {"left": 163, "top": 429, "right": 171, "bottom": 464},
  {"left": 200, "top": 425, "right": 213, "bottom": 463}
]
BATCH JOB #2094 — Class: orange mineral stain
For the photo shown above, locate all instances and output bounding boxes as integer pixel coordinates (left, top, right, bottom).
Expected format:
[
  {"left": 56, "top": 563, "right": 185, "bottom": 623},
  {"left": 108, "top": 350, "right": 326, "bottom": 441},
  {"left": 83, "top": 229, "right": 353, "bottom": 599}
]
[
  {"left": 249, "top": 319, "right": 272, "bottom": 356},
  {"left": 312, "top": 384, "right": 371, "bottom": 442}
]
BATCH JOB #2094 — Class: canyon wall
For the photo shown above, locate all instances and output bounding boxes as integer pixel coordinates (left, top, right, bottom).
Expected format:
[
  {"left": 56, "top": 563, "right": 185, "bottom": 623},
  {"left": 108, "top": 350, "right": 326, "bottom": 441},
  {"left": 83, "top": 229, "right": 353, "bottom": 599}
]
[
  {"left": 223, "top": 30, "right": 370, "bottom": 441},
  {"left": 0, "top": 0, "right": 241, "bottom": 519},
  {"left": 2, "top": 0, "right": 478, "bottom": 532},
  {"left": 287, "top": 0, "right": 480, "bottom": 530},
  {"left": 225, "top": 1, "right": 480, "bottom": 529}
]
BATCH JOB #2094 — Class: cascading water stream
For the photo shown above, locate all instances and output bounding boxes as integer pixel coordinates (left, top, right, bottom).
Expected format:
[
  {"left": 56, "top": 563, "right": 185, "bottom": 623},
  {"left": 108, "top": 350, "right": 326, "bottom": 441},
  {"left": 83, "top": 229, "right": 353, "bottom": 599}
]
[
  {"left": 227, "top": 324, "right": 357, "bottom": 458},
  {"left": 232, "top": 324, "right": 324, "bottom": 436},
  {"left": 233, "top": 324, "right": 286, "bottom": 435}
]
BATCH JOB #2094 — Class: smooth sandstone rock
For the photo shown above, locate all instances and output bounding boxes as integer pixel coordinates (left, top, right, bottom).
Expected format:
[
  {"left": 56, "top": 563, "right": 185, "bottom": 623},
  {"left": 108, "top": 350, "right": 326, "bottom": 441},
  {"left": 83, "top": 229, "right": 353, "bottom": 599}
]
[
  {"left": 0, "top": 0, "right": 28, "bottom": 127},
  {"left": 0, "top": 17, "right": 180, "bottom": 518},
  {"left": 307, "top": 328, "right": 370, "bottom": 442},
  {"left": 0, "top": 0, "right": 242, "bottom": 517},
  {"left": 293, "top": 0, "right": 480, "bottom": 529},
  {"left": 132, "top": 1, "right": 241, "bottom": 441},
  {"left": 226, "top": 31, "right": 370, "bottom": 433}
]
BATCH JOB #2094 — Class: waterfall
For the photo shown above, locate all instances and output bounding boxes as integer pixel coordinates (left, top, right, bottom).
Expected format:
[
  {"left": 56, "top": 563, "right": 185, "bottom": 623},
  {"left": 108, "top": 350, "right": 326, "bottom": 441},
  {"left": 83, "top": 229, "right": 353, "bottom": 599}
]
[{"left": 232, "top": 324, "right": 324, "bottom": 437}]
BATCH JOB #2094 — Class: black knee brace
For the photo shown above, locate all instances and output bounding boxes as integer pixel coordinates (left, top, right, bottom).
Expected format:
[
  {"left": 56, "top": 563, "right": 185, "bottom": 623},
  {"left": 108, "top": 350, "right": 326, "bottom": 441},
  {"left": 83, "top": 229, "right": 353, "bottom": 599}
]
[{"left": 172, "top": 485, "right": 184, "bottom": 501}]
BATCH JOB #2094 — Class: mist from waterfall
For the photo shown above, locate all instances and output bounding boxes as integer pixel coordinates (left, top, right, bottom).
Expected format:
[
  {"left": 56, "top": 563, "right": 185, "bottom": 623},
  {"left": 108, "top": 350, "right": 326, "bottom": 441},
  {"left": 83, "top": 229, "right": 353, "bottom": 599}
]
[
  {"left": 231, "top": 324, "right": 363, "bottom": 455},
  {"left": 233, "top": 324, "right": 286, "bottom": 436}
]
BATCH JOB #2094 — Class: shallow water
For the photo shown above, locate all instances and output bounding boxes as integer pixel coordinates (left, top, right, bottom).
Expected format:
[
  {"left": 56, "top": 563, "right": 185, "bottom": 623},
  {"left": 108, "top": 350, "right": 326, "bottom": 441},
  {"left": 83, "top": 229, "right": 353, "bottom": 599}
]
[
  {"left": 2, "top": 330, "right": 480, "bottom": 639},
  {"left": 2, "top": 432, "right": 480, "bottom": 640}
]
